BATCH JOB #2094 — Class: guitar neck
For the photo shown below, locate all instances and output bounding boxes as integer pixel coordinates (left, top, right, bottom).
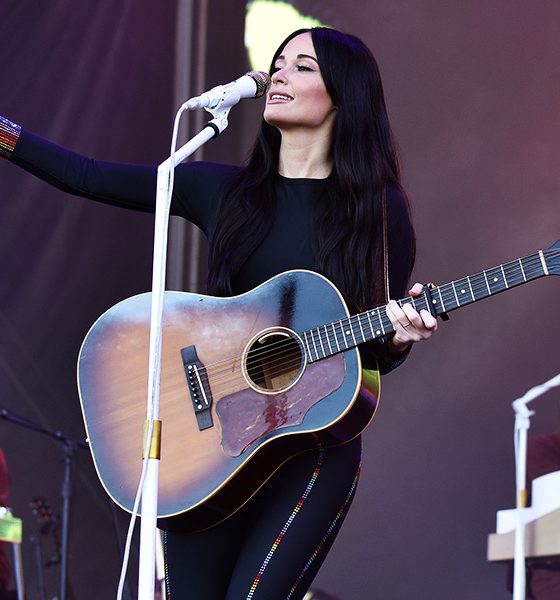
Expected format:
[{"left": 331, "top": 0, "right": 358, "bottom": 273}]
[{"left": 303, "top": 248, "right": 555, "bottom": 363}]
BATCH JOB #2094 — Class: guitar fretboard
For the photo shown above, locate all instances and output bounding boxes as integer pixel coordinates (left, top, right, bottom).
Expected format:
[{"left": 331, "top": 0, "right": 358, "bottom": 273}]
[{"left": 302, "top": 248, "right": 553, "bottom": 363}]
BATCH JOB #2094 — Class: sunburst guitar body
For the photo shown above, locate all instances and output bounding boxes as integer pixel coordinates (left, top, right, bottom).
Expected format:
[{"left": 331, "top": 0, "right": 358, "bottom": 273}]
[
  {"left": 77, "top": 270, "right": 378, "bottom": 531},
  {"left": 77, "top": 241, "right": 559, "bottom": 531}
]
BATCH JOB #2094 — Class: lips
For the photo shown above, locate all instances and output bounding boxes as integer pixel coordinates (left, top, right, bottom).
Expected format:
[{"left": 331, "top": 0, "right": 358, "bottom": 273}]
[{"left": 268, "top": 91, "right": 294, "bottom": 102}]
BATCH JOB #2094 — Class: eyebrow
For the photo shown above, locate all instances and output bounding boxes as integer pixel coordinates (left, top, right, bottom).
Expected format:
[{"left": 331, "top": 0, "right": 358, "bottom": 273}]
[{"left": 275, "top": 53, "right": 319, "bottom": 64}]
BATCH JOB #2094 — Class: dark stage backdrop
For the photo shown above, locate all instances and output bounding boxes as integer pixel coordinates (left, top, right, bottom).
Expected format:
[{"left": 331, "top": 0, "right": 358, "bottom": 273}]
[
  {"left": 0, "top": 1, "right": 176, "bottom": 597},
  {"left": 1, "top": 1, "right": 559, "bottom": 599}
]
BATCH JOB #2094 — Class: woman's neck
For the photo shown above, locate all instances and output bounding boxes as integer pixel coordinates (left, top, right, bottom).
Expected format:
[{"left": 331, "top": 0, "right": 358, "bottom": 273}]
[{"left": 277, "top": 130, "right": 332, "bottom": 179}]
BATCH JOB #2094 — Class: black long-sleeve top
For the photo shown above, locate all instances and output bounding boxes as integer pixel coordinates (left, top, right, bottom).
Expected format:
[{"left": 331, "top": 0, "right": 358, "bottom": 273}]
[{"left": 9, "top": 129, "right": 415, "bottom": 373}]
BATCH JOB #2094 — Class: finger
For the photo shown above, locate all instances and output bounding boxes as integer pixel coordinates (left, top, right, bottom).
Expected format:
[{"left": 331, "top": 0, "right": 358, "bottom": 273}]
[
  {"left": 400, "top": 304, "right": 438, "bottom": 340},
  {"left": 409, "top": 282, "right": 424, "bottom": 296},
  {"left": 401, "top": 302, "right": 425, "bottom": 328},
  {"left": 386, "top": 300, "right": 412, "bottom": 330},
  {"left": 419, "top": 309, "right": 438, "bottom": 331}
]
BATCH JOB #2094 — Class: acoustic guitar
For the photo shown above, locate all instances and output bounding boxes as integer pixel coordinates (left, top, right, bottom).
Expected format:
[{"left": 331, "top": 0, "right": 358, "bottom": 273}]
[{"left": 77, "top": 241, "right": 559, "bottom": 530}]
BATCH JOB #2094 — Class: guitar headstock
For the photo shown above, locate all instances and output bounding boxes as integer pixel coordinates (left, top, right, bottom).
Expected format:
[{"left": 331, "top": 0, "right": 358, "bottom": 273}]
[{"left": 545, "top": 240, "right": 560, "bottom": 276}]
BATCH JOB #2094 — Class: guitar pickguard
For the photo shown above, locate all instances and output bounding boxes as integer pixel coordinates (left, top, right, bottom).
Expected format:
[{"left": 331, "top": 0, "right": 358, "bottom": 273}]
[{"left": 216, "top": 354, "right": 346, "bottom": 457}]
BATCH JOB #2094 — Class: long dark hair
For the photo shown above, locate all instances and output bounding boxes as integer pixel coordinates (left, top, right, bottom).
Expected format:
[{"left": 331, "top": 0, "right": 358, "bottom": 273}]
[{"left": 208, "top": 27, "right": 415, "bottom": 310}]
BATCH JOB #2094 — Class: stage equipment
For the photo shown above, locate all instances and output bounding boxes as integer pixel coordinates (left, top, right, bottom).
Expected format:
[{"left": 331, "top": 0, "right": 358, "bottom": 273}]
[
  {"left": 0, "top": 408, "right": 87, "bottom": 600},
  {"left": 184, "top": 70, "right": 270, "bottom": 110},
  {"left": 110, "top": 70, "right": 270, "bottom": 600},
  {"left": 487, "top": 373, "right": 560, "bottom": 600},
  {"left": 0, "top": 506, "right": 24, "bottom": 600}
]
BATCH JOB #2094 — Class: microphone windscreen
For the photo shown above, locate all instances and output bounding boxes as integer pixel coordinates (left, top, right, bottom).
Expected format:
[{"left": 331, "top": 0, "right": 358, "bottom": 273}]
[{"left": 247, "top": 71, "right": 271, "bottom": 98}]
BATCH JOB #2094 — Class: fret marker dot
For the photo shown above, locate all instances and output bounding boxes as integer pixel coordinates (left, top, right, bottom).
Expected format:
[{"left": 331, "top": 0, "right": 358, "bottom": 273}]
[
  {"left": 432, "top": 299, "right": 436, "bottom": 304},
  {"left": 376, "top": 330, "right": 381, "bottom": 335},
  {"left": 461, "top": 289, "right": 465, "bottom": 294},
  {"left": 345, "top": 330, "right": 350, "bottom": 335},
  {"left": 493, "top": 277, "right": 498, "bottom": 282}
]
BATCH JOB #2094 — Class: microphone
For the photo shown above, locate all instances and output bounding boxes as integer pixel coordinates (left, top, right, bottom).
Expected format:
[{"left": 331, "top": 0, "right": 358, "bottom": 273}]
[{"left": 184, "top": 71, "right": 271, "bottom": 111}]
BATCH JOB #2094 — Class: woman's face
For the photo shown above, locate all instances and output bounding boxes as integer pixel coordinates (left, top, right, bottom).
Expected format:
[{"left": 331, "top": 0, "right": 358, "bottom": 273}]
[{"left": 264, "top": 32, "right": 336, "bottom": 137}]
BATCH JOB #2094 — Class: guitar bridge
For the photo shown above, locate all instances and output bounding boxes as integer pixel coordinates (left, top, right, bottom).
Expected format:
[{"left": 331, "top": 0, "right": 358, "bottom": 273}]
[{"left": 181, "top": 345, "right": 213, "bottom": 431}]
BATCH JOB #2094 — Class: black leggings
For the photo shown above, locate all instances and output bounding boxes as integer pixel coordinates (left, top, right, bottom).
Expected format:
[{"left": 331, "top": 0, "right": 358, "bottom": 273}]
[{"left": 163, "top": 436, "right": 361, "bottom": 599}]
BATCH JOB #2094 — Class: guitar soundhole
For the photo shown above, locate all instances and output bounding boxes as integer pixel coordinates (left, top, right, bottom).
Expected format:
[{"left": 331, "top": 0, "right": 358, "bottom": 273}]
[{"left": 244, "top": 330, "right": 305, "bottom": 393}]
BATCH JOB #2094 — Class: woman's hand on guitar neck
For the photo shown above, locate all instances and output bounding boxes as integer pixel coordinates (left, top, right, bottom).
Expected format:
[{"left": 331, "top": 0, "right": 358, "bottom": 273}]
[{"left": 386, "top": 282, "right": 438, "bottom": 356}]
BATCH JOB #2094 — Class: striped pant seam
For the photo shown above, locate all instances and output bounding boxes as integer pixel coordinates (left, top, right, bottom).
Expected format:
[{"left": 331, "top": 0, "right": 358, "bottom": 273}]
[
  {"left": 163, "top": 530, "right": 172, "bottom": 600},
  {"left": 287, "top": 462, "right": 361, "bottom": 599},
  {"left": 245, "top": 450, "right": 325, "bottom": 600}
]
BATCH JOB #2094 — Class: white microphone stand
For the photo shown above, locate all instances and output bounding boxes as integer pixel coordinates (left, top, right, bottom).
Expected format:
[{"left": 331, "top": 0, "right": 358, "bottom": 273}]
[
  {"left": 511, "top": 372, "right": 560, "bottom": 600},
  {"left": 136, "top": 104, "right": 232, "bottom": 600}
]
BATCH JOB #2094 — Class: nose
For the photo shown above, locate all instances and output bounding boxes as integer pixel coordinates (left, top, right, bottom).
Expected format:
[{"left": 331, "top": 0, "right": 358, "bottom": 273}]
[{"left": 271, "top": 68, "right": 287, "bottom": 84}]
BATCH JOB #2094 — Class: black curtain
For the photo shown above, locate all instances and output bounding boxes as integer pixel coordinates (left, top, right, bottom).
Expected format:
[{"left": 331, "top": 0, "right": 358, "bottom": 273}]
[{"left": 0, "top": 1, "right": 175, "bottom": 596}]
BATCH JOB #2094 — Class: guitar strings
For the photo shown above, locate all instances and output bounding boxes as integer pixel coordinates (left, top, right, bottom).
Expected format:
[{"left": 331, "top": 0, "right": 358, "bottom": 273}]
[
  {"left": 199, "top": 254, "right": 530, "bottom": 382},
  {"left": 413, "top": 252, "right": 557, "bottom": 309},
  {"left": 198, "top": 313, "right": 374, "bottom": 384},
  {"left": 197, "top": 250, "right": 558, "bottom": 388},
  {"left": 188, "top": 248, "right": 559, "bottom": 389}
]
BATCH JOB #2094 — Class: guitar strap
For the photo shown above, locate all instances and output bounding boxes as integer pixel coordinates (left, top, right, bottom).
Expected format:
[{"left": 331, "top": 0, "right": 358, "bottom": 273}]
[{"left": 382, "top": 186, "right": 390, "bottom": 302}]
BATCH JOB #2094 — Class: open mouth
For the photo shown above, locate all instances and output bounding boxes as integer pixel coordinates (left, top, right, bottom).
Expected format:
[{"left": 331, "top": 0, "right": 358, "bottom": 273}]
[{"left": 268, "top": 93, "right": 293, "bottom": 102}]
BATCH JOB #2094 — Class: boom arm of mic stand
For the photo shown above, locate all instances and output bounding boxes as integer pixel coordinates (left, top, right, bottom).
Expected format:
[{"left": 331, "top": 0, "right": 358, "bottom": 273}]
[{"left": 137, "top": 114, "right": 229, "bottom": 600}]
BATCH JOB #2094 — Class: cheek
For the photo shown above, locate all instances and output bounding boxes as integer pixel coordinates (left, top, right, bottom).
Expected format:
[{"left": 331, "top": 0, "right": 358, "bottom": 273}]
[
  {"left": 309, "top": 84, "right": 335, "bottom": 115},
  {"left": 311, "top": 97, "right": 335, "bottom": 123}
]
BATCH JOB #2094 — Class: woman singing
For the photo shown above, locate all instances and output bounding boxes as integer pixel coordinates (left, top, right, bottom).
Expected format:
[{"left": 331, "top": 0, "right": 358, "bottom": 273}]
[{"left": 1, "top": 27, "right": 436, "bottom": 599}]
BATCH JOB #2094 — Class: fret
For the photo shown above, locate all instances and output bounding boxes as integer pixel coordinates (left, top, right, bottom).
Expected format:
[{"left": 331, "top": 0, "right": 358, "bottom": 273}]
[
  {"left": 482, "top": 270, "right": 491, "bottom": 296},
  {"left": 439, "top": 283, "right": 457, "bottom": 310},
  {"left": 424, "top": 293, "right": 434, "bottom": 312},
  {"left": 437, "top": 285, "right": 446, "bottom": 312},
  {"left": 486, "top": 266, "right": 507, "bottom": 294},
  {"left": 346, "top": 319, "right": 358, "bottom": 346},
  {"left": 332, "top": 323, "right": 341, "bottom": 353},
  {"left": 339, "top": 320, "right": 349, "bottom": 349},
  {"left": 520, "top": 254, "right": 546, "bottom": 279},
  {"left": 313, "top": 329, "right": 322, "bottom": 361},
  {"left": 316, "top": 328, "right": 326, "bottom": 358},
  {"left": 366, "top": 311, "right": 375, "bottom": 337},
  {"left": 503, "top": 261, "right": 522, "bottom": 287},
  {"left": 414, "top": 293, "right": 429, "bottom": 313},
  {"left": 366, "top": 310, "right": 380, "bottom": 337},
  {"left": 357, "top": 315, "right": 366, "bottom": 343},
  {"left": 303, "top": 331, "right": 313, "bottom": 361},
  {"left": 400, "top": 296, "right": 417, "bottom": 312},
  {"left": 400, "top": 297, "right": 413, "bottom": 308},
  {"left": 311, "top": 329, "right": 319, "bottom": 359},
  {"left": 500, "top": 264, "right": 509, "bottom": 288},
  {"left": 419, "top": 295, "right": 431, "bottom": 311},
  {"left": 451, "top": 281, "right": 460, "bottom": 306},
  {"left": 307, "top": 330, "right": 314, "bottom": 359},
  {"left": 470, "top": 272, "right": 490, "bottom": 301},
  {"left": 381, "top": 307, "right": 393, "bottom": 334},
  {"left": 323, "top": 324, "right": 333, "bottom": 355},
  {"left": 467, "top": 275, "right": 475, "bottom": 300},
  {"left": 454, "top": 277, "right": 474, "bottom": 305},
  {"left": 377, "top": 309, "right": 386, "bottom": 335},
  {"left": 519, "top": 258, "right": 527, "bottom": 282}
]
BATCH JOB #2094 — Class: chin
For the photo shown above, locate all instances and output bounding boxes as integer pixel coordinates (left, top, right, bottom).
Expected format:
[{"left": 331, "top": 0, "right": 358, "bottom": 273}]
[{"left": 263, "top": 113, "right": 286, "bottom": 129}]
